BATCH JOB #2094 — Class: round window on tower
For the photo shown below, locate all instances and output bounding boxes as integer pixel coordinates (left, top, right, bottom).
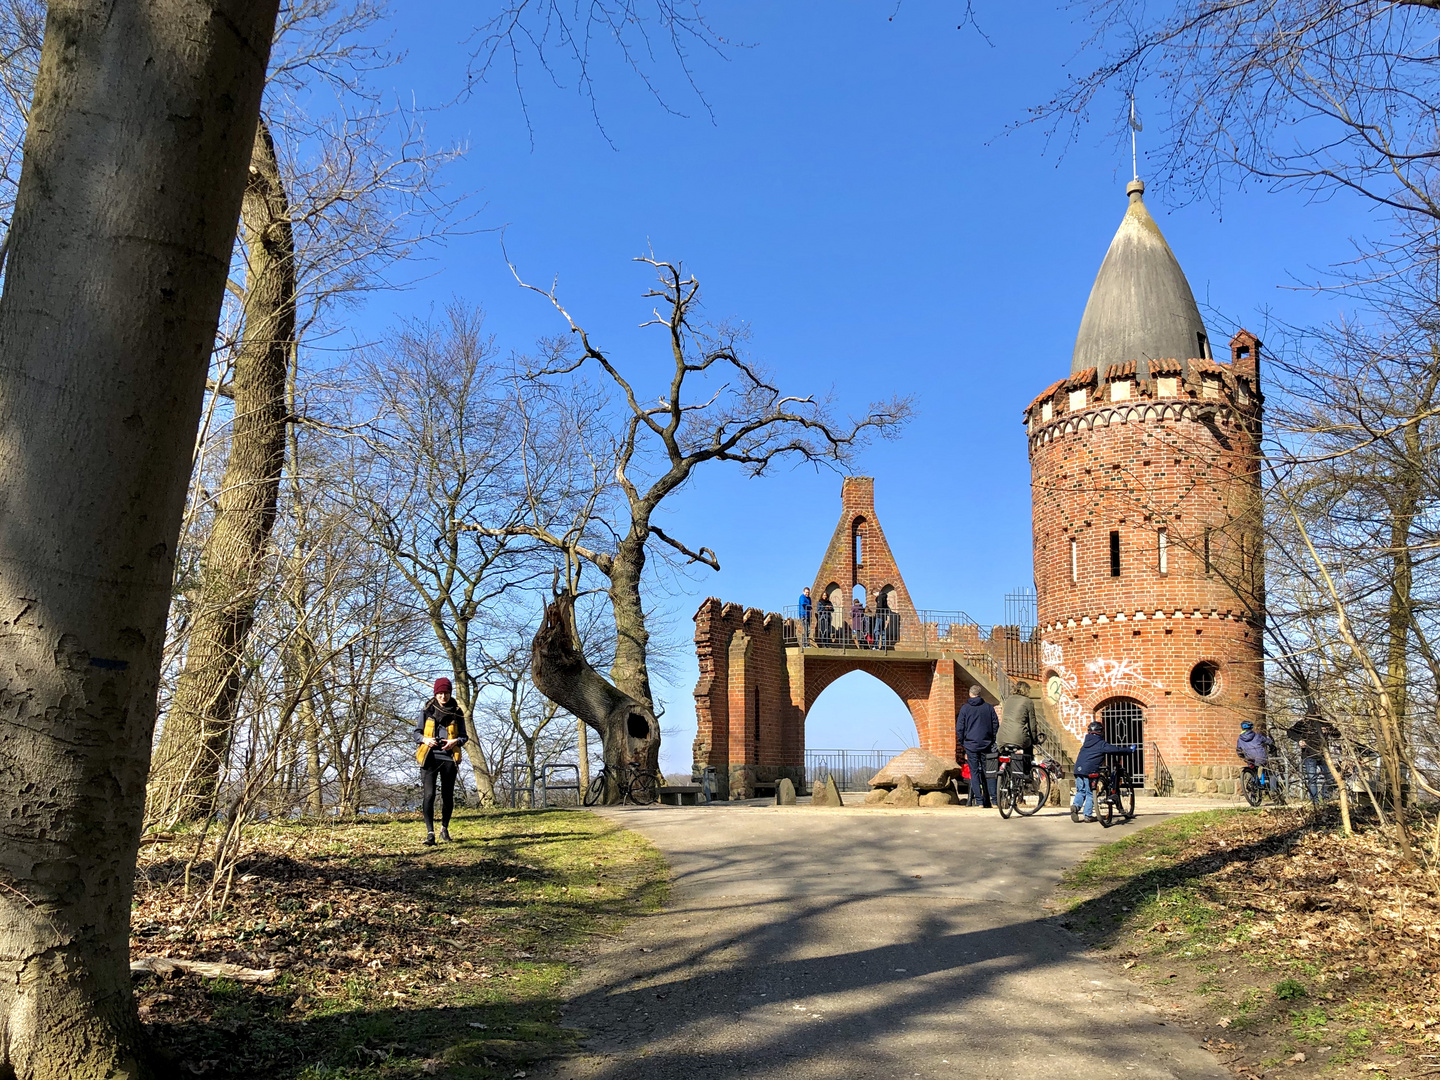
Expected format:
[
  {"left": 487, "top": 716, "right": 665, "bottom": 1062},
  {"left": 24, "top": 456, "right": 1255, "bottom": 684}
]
[{"left": 1189, "top": 661, "right": 1219, "bottom": 697}]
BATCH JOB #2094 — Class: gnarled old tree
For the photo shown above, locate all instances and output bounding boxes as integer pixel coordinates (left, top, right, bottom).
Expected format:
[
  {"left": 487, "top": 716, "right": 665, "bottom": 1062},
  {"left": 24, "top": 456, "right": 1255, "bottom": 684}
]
[
  {"left": 0, "top": 3, "right": 278, "bottom": 1077},
  {"left": 466, "top": 256, "right": 912, "bottom": 798}
]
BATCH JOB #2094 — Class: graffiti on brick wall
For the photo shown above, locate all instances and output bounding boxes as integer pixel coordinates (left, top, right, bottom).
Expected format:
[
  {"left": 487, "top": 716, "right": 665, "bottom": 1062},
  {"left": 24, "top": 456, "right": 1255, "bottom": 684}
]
[{"left": 1041, "top": 640, "right": 1163, "bottom": 740}]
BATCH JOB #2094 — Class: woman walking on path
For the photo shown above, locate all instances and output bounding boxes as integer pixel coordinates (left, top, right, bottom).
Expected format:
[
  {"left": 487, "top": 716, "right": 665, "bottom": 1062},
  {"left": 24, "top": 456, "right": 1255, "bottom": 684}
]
[{"left": 416, "top": 677, "right": 468, "bottom": 845}]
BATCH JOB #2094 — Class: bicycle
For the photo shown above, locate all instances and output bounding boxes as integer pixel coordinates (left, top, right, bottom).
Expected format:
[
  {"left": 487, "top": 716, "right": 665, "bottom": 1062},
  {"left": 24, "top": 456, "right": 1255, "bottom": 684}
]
[
  {"left": 1072, "top": 753, "right": 1136, "bottom": 827},
  {"left": 995, "top": 745, "right": 1052, "bottom": 818},
  {"left": 583, "top": 761, "right": 660, "bottom": 806},
  {"left": 1240, "top": 760, "right": 1287, "bottom": 807}
]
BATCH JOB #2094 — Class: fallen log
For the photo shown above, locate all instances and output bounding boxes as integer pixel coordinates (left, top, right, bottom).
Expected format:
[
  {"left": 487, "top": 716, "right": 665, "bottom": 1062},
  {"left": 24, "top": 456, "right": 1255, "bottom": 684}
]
[{"left": 130, "top": 956, "right": 277, "bottom": 983}]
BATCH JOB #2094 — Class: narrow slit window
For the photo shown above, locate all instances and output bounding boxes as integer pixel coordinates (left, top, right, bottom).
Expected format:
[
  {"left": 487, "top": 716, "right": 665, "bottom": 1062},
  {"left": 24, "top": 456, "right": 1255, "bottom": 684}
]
[
  {"left": 1109, "top": 530, "right": 1121, "bottom": 577},
  {"left": 1158, "top": 528, "right": 1169, "bottom": 575},
  {"left": 854, "top": 529, "right": 863, "bottom": 567},
  {"left": 1204, "top": 528, "right": 1213, "bottom": 575},
  {"left": 1197, "top": 331, "right": 1211, "bottom": 360},
  {"left": 1069, "top": 537, "right": 1078, "bottom": 584}
]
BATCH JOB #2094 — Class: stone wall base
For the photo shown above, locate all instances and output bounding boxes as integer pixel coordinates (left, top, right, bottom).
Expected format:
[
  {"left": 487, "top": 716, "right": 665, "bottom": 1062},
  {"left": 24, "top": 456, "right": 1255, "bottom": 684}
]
[
  {"left": 1151, "top": 764, "right": 1243, "bottom": 796},
  {"left": 722, "top": 764, "right": 807, "bottom": 801}
]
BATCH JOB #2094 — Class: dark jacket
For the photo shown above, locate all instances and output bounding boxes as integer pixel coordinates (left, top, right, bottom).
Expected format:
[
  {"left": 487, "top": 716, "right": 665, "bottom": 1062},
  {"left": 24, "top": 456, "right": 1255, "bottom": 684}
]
[
  {"left": 996, "top": 695, "right": 1039, "bottom": 752},
  {"left": 1073, "top": 731, "right": 1130, "bottom": 776},
  {"left": 1286, "top": 716, "right": 1337, "bottom": 761},
  {"left": 1236, "top": 729, "right": 1272, "bottom": 766},
  {"left": 416, "top": 697, "right": 468, "bottom": 767},
  {"left": 956, "top": 697, "right": 999, "bottom": 752}
]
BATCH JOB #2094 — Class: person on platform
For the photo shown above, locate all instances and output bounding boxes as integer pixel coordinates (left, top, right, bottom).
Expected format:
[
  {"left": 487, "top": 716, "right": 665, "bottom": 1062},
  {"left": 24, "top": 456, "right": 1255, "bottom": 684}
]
[
  {"left": 1071, "top": 720, "right": 1131, "bottom": 822},
  {"left": 956, "top": 687, "right": 999, "bottom": 808},
  {"left": 816, "top": 593, "right": 834, "bottom": 647},
  {"left": 798, "top": 586, "right": 812, "bottom": 647},
  {"left": 850, "top": 596, "right": 867, "bottom": 647},
  {"left": 415, "top": 677, "right": 468, "bottom": 845}
]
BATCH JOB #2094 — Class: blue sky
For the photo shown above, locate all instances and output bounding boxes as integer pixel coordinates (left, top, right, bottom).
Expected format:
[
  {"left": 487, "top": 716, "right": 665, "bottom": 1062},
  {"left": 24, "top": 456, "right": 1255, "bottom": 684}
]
[{"left": 358, "top": 1, "right": 1377, "bottom": 772}]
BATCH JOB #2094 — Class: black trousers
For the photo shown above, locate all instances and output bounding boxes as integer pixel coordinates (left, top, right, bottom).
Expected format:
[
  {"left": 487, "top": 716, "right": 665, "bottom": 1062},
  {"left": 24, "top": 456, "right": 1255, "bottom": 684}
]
[
  {"left": 965, "top": 747, "right": 995, "bottom": 807},
  {"left": 421, "top": 756, "right": 458, "bottom": 832}
]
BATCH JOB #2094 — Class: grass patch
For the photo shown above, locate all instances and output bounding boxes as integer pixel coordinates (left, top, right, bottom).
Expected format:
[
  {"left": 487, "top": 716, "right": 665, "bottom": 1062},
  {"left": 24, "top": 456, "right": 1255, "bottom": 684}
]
[
  {"left": 1055, "top": 804, "right": 1440, "bottom": 1078},
  {"left": 132, "top": 808, "right": 667, "bottom": 1079}
]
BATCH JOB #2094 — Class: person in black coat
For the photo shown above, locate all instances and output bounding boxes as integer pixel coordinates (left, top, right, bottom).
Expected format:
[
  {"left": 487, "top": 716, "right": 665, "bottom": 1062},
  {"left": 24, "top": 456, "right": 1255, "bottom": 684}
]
[
  {"left": 955, "top": 687, "right": 999, "bottom": 807},
  {"left": 415, "top": 677, "right": 468, "bottom": 845},
  {"left": 1071, "top": 720, "right": 1131, "bottom": 822}
]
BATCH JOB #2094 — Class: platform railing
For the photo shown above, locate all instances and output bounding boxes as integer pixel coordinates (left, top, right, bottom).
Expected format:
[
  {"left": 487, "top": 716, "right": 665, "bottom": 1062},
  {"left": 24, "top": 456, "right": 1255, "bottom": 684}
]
[
  {"left": 805, "top": 749, "right": 902, "bottom": 792},
  {"left": 781, "top": 605, "right": 1041, "bottom": 690}
]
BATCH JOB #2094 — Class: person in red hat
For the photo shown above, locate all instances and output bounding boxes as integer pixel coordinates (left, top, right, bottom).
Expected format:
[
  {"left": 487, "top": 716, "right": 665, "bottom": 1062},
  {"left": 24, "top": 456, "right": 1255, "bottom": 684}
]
[{"left": 415, "top": 677, "right": 468, "bottom": 845}]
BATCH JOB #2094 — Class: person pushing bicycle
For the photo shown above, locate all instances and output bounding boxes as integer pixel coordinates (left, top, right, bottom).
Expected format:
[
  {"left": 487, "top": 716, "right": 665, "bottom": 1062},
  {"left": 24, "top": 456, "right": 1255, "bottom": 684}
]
[
  {"left": 1235, "top": 721, "right": 1277, "bottom": 796},
  {"left": 1071, "top": 720, "right": 1133, "bottom": 823}
]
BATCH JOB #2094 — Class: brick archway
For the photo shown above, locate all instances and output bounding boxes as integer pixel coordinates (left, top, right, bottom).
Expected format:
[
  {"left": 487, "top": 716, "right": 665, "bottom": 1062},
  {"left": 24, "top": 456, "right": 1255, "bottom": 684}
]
[{"left": 801, "top": 655, "right": 933, "bottom": 745}]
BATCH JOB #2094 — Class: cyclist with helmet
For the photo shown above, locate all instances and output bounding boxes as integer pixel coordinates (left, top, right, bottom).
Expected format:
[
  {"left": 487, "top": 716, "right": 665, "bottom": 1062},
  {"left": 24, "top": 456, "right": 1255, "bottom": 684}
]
[
  {"left": 1071, "top": 719, "right": 1130, "bottom": 822},
  {"left": 1236, "top": 720, "right": 1276, "bottom": 793}
]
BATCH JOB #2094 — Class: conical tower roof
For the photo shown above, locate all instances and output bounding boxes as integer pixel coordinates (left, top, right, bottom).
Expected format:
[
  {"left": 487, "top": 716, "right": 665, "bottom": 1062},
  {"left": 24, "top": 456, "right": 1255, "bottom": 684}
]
[{"left": 1070, "top": 179, "right": 1209, "bottom": 380}]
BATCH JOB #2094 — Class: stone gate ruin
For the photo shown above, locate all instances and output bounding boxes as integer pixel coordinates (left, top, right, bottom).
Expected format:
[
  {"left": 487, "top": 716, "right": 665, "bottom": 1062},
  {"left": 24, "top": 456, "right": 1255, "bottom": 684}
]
[{"left": 690, "top": 477, "right": 1042, "bottom": 799}]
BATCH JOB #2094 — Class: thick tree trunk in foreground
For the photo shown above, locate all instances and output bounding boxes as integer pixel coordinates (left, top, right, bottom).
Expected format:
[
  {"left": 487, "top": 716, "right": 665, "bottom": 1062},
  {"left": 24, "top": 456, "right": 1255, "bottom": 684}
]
[
  {"left": 531, "top": 592, "right": 659, "bottom": 803},
  {"left": 608, "top": 532, "right": 655, "bottom": 714},
  {"left": 147, "top": 116, "right": 297, "bottom": 826},
  {"left": 0, "top": 2, "right": 277, "bottom": 1077}
]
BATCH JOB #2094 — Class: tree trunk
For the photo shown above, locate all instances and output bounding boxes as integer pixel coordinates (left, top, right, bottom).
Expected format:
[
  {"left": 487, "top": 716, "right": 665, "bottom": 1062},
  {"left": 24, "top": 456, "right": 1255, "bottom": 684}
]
[
  {"left": 531, "top": 592, "right": 660, "bottom": 804},
  {"left": 0, "top": 3, "right": 277, "bottom": 1077},
  {"left": 608, "top": 533, "right": 655, "bottom": 714},
  {"left": 440, "top": 649, "right": 497, "bottom": 806},
  {"left": 147, "top": 115, "right": 296, "bottom": 826},
  {"left": 577, "top": 714, "right": 590, "bottom": 794}
]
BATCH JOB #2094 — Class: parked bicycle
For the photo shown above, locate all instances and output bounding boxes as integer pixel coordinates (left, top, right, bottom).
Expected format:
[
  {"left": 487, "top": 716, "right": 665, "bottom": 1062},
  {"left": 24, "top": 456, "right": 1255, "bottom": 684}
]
[
  {"left": 1241, "top": 762, "right": 1287, "bottom": 807},
  {"left": 995, "top": 745, "right": 1052, "bottom": 818},
  {"left": 583, "top": 761, "right": 660, "bottom": 806},
  {"left": 1072, "top": 754, "right": 1136, "bottom": 827}
]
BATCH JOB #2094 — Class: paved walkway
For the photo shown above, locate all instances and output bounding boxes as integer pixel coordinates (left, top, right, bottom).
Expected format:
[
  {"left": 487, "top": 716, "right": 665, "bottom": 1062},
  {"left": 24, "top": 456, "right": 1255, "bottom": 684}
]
[{"left": 536, "top": 799, "right": 1235, "bottom": 1080}]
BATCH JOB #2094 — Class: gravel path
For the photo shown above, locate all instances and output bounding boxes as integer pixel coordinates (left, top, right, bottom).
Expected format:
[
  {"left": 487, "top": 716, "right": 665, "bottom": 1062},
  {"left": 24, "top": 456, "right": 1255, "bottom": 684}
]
[{"left": 534, "top": 799, "right": 1233, "bottom": 1080}]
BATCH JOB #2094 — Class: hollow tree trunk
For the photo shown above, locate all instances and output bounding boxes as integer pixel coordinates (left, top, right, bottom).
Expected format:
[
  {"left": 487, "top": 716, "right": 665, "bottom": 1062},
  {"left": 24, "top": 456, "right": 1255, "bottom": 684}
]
[
  {"left": 608, "top": 533, "right": 655, "bottom": 715},
  {"left": 0, "top": 3, "right": 277, "bottom": 1077},
  {"left": 531, "top": 592, "right": 660, "bottom": 804},
  {"left": 147, "top": 116, "right": 296, "bottom": 826}
]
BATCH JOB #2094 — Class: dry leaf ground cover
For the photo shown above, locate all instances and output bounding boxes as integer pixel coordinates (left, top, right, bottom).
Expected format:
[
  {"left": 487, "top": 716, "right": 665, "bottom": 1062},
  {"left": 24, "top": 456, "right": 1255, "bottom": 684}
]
[
  {"left": 130, "top": 808, "right": 667, "bottom": 1079},
  {"left": 1055, "top": 806, "right": 1440, "bottom": 1080}
]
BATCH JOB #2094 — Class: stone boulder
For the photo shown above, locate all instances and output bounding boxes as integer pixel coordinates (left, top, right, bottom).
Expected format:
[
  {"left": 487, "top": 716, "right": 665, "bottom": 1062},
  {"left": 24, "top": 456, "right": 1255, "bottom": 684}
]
[
  {"left": 919, "top": 789, "right": 957, "bottom": 806},
  {"left": 864, "top": 787, "right": 888, "bottom": 805},
  {"left": 776, "top": 778, "right": 796, "bottom": 805},
  {"left": 884, "top": 774, "right": 919, "bottom": 807},
  {"left": 811, "top": 775, "right": 844, "bottom": 807},
  {"left": 869, "top": 748, "right": 962, "bottom": 792}
]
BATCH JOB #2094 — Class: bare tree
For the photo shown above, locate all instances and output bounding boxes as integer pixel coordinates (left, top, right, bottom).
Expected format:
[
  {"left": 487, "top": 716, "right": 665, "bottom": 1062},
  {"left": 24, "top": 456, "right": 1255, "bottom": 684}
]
[
  {"left": 0, "top": 3, "right": 278, "bottom": 1076},
  {"left": 466, "top": 255, "right": 913, "bottom": 795},
  {"left": 1033, "top": 0, "right": 1440, "bottom": 230}
]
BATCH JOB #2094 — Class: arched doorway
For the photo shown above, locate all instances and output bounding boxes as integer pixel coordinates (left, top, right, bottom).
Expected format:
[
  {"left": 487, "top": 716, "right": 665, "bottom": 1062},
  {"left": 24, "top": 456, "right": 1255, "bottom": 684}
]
[
  {"left": 1097, "top": 697, "right": 1146, "bottom": 785},
  {"left": 805, "top": 669, "right": 916, "bottom": 791}
]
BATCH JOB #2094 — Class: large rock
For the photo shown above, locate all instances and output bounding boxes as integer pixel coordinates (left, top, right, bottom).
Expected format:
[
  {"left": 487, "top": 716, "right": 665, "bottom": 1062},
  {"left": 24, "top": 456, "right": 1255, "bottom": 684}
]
[
  {"left": 869, "top": 748, "right": 962, "bottom": 792},
  {"left": 864, "top": 787, "right": 888, "bottom": 805},
  {"left": 811, "top": 775, "right": 844, "bottom": 807},
  {"left": 884, "top": 774, "right": 919, "bottom": 807},
  {"left": 919, "top": 789, "right": 957, "bottom": 806},
  {"left": 776, "top": 778, "right": 797, "bottom": 805}
]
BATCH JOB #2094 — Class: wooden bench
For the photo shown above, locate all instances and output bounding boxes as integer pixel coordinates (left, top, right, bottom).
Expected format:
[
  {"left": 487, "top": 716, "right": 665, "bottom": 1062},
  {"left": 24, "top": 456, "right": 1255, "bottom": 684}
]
[{"left": 657, "top": 785, "right": 703, "bottom": 806}]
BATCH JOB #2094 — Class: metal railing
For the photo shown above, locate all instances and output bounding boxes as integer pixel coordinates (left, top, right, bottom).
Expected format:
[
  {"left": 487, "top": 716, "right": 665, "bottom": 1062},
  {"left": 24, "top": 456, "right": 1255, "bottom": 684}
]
[
  {"left": 1144, "top": 741, "right": 1171, "bottom": 794},
  {"left": 781, "top": 606, "right": 1041, "bottom": 689},
  {"left": 805, "top": 748, "right": 902, "bottom": 792}
]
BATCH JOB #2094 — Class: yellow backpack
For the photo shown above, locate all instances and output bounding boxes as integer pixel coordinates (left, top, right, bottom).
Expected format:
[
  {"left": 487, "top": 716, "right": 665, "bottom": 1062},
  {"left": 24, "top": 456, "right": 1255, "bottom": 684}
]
[{"left": 416, "top": 706, "right": 462, "bottom": 766}]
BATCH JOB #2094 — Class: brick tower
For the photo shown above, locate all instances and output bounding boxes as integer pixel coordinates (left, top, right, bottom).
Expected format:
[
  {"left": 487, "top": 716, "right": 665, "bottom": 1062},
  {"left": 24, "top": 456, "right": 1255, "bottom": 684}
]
[{"left": 1023, "top": 178, "right": 1265, "bottom": 795}]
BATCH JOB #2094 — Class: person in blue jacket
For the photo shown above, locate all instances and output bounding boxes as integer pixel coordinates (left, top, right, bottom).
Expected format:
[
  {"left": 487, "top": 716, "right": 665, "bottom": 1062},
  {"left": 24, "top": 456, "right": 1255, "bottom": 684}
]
[
  {"left": 1236, "top": 720, "right": 1277, "bottom": 797},
  {"left": 798, "top": 586, "right": 812, "bottom": 647},
  {"left": 956, "top": 687, "right": 999, "bottom": 807},
  {"left": 1071, "top": 720, "right": 1132, "bottom": 822}
]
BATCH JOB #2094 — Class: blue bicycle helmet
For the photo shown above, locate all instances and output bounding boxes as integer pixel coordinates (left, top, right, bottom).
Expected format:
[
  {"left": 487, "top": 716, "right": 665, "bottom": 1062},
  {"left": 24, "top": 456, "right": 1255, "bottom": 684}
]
[{"left": 1240, "top": 720, "right": 1254, "bottom": 731}]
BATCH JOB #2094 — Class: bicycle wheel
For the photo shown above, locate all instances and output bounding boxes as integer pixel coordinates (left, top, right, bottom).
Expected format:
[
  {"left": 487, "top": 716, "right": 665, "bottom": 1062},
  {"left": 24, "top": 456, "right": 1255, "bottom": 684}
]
[
  {"left": 583, "top": 771, "right": 607, "bottom": 807},
  {"left": 1270, "top": 771, "right": 1287, "bottom": 806},
  {"left": 626, "top": 768, "right": 658, "bottom": 805},
  {"left": 1016, "top": 766, "right": 1051, "bottom": 817},
  {"left": 1242, "top": 769, "right": 1262, "bottom": 807},
  {"left": 1098, "top": 786, "right": 1116, "bottom": 828},
  {"left": 997, "top": 775, "right": 1014, "bottom": 819},
  {"left": 1118, "top": 779, "right": 1136, "bottom": 821}
]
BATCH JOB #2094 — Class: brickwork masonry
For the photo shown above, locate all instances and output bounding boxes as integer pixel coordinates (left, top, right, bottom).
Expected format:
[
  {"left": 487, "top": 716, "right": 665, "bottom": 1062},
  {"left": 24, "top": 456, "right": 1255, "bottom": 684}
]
[{"left": 1025, "top": 332, "right": 1266, "bottom": 784}]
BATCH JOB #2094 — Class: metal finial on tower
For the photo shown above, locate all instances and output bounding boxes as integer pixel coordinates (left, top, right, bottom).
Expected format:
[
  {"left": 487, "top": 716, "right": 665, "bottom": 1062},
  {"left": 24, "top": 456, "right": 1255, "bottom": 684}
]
[{"left": 1129, "top": 95, "right": 1143, "bottom": 182}]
